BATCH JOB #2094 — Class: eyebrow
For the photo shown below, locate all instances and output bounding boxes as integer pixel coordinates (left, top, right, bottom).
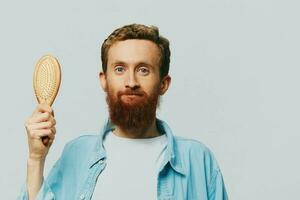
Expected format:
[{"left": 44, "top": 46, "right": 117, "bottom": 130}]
[
  {"left": 111, "top": 61, "right": 154, "bottom": 69},
  {"left": 110, "top": 61, "right": 126, "bottom": 67}
]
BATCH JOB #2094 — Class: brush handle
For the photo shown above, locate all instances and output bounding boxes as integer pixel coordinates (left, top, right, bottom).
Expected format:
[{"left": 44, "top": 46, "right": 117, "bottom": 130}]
[{"left": 41, "top": 109, "right": 54, "bottom": 146}]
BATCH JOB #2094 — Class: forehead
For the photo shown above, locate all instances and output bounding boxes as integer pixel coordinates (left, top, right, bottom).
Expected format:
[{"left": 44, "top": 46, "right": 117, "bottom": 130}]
[{"left": 107, "top": 39, "right": 160, "bottom": 67}]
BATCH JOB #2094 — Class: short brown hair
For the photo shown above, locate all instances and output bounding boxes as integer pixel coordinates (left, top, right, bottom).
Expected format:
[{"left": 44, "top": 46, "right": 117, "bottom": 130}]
[{"left": 101, "top": 24, "right": 170, "bottom": 78}]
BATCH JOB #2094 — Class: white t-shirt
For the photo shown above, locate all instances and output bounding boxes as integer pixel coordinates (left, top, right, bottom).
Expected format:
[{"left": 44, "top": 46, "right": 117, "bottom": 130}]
[{"left": 92, "top": 131, "right": 168, "bottom": 200}]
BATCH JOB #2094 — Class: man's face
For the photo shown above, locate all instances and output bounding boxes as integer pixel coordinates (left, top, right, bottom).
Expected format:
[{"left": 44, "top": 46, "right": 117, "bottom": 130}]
[{"left": 99, "top": 39, "right": 170, "bottom": 132}]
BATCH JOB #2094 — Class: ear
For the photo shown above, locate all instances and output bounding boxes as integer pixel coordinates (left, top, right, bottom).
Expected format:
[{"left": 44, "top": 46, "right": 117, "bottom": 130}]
[
  {"left": 99, "top": 71, "right": 107, "bottom": 92},
  {"left": 159, "top": 75, "right": 171, "bottom": 95}
]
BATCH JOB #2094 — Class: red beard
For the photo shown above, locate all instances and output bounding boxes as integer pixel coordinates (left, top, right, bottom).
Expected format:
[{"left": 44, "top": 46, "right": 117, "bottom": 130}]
[{"left": 106, "top": 86, "right": 160, "bottom": 133}]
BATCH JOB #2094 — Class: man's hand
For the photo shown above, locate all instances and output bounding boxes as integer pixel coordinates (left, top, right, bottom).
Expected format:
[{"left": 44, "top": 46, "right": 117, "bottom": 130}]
[
  {"left": 24, "top": 103, "right": 56, "bottom": 200},
  {"left": 25, "top": 103, "right": 56, "bottom": 161}
]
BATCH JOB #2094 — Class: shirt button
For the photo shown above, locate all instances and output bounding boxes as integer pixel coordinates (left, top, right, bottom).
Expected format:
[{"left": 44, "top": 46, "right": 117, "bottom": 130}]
[
  {"left": 79, "top": 194, "right": 85, "bottom": 199},
  {"left": 99, "top": 159, "right": 105, "bottom": 164}
]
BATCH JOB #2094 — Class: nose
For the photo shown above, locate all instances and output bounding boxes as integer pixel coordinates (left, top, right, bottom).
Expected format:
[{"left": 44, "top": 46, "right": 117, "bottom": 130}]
[{"left": 125, "top": 71, "right": 140, "bottom": 90}]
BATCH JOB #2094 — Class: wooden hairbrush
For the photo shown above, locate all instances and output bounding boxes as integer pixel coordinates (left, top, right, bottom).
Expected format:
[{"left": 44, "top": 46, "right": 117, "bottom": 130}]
[
  {"left": 33, "top": 55, "right": 61, "bottom": 145},
  {"left": 33, "top": 55, "right": 61, "bottom": 106}
]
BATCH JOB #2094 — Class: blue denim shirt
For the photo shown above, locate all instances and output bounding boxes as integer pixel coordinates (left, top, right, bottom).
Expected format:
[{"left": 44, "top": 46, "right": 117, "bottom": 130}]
[{"left": 18, "top": 118, "right": 228, "bottom": 200}]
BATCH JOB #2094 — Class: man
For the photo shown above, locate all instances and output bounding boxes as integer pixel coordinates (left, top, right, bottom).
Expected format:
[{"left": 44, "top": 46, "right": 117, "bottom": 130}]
[{"left": 18, "top": 24, "right": 228, "bottom": 200}]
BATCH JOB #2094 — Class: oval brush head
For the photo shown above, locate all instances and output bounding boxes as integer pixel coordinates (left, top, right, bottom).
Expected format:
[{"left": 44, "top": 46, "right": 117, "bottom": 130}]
[{"left": 33, "top": 55, "right": 61, "bottom": 106}]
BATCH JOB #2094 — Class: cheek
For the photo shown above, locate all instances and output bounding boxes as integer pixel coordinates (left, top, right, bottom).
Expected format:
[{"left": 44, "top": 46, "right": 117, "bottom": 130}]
[
  {"left": 107, "top": 76, "right": 123, "bottom": 90},
  {"left": 141, "top": 80, "right": 161, "bottom": 95},
  {"left": 106, "top": 81, "right": 118, "bottom": 96}
]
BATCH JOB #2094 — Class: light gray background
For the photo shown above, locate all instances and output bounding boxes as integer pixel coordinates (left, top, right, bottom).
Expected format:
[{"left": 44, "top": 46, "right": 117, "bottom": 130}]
[{"left": 0, "top": 0, "right": 299, "bottom": 199}]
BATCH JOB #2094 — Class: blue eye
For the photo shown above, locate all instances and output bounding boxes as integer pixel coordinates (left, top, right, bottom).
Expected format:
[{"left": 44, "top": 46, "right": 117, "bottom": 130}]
[
  {"left": 114, "top": 66, "right": 125, "bottom": 74},
  {"left": 137, "top": 67, "right": 149, "bottom": 75}
]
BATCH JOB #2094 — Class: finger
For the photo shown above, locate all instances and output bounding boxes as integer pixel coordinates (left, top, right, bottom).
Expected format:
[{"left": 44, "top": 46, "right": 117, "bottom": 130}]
[
  {"left": 27, "top": 121, "right": 55, "bottom": 130},
  {"left": 29, "top": 129, "right": 55, "bottom": 139},
  {"left": 28, "top": 112, "right": 51, "bottom": 124},
  {"left": 33, "top": 129, "right": 55, "bottom": 139},
  {"left": 51, "top": 127, "right": 56, "bottom": 135},
  {"left": 32, "top": 103, "right": 53, "bottom": 116},
  {"left": 49, "top": 139, "right": 54, "bottom": 145},
  {"left": 29, "top": 112, "right": 56, "bottom": 124},
  {"left": 47, "top": 138, "right": 54, "bottom": 147}
]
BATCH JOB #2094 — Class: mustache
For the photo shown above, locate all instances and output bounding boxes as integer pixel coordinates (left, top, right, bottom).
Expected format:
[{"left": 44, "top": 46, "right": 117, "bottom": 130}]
[{"left": 118, "top": 90, "right": 146, "bottom": 96}]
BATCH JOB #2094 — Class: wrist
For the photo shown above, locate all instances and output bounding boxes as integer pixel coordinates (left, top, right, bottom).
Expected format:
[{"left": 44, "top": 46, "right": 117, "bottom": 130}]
[{"left": 27, "top": 156, "right": 46, "bottom": 165}]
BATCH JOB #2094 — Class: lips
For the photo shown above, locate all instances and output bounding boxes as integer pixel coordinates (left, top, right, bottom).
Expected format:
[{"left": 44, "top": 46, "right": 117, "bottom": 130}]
[
  {"left": 117, "top": 91, "right": 145, "bottom": 102},
  {"left": 124, "top": 94, "right": 139, "bottom": 97},
  {"left": 122, "top": 94, "right": 142, "bottom": 99},
  {"left": 120, "top": 92, "right": 144, "bottom": 103}
]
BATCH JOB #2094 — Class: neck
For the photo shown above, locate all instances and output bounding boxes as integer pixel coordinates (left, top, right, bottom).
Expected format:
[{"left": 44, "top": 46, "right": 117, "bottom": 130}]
[{"left": 113, "top": 118, "right": 160, "bottom": 139}]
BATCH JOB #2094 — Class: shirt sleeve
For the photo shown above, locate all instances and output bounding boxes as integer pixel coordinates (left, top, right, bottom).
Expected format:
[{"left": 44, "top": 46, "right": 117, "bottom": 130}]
[
  {"left": 17, "top": 148, "right": 64, "bottom": 200},
  {"left": 208, "top": 170, "right": 228, "bottom": 200},
  {"left": 17, "top": 178, "right": 55, "bottom": 200}
]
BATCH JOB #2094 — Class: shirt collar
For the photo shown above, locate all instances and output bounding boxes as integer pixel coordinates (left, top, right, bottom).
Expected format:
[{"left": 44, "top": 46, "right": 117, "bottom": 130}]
[{"left": 89, "top": 118, "right": 186, "bottom": 176}]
